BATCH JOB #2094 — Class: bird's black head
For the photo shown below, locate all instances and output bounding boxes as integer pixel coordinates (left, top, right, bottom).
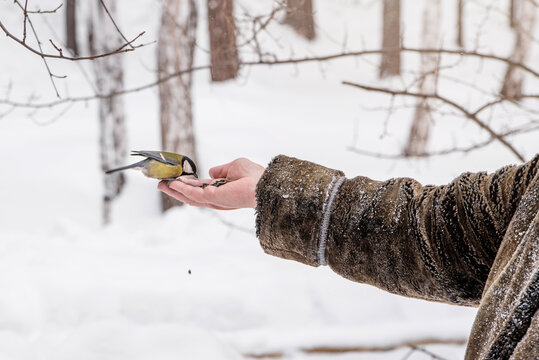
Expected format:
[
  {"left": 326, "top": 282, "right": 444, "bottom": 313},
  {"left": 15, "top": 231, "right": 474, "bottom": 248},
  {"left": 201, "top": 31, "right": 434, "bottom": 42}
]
[{"left": 181, "top": 156, "right": 198, "bottom": 178}]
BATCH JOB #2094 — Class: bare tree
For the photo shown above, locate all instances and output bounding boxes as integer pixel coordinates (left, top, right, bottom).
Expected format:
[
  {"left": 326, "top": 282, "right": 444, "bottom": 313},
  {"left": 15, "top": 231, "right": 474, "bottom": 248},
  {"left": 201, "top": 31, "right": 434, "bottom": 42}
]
[
  {"left": 456, "top": 0, "right": 464, "bottom": 47},
  {"left": 65, "top": 0, "right": 78, "bottom": 55},
  {"left": 404, "top": 0, "right": 441, "bottom": 157},
  {"left": 207, "top": 0, "right": 239, "bottom": 81},
  {"left": 283, "top": 0, "right": 316, "bottom": 40},
  {"left": 501, "top": 0, "right": 536, "bottom": 101},
  {"left": 510, "top": 0, "right": 517, "bottom": 28},
  {"left": 379, "top": 0, "right": 401, "bottom": 77},
  {"left": 88, "top": 0, "right": 127, "bottom": 224},
  {"left": 158, "top": 0, "right": 198, "bottom": 211},
  {"left": 2, "top": 2, "right": 538, "bottom": 166}
]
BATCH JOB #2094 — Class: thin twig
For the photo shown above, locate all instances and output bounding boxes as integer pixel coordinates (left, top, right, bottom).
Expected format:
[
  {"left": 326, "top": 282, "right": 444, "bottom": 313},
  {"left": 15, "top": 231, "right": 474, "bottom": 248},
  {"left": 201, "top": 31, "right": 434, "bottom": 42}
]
[
  {"left": 115, "top": 31, "right": 146, "bottom": 52},
  {"left": 40, "top": 16, "right": 99, "bottom": 94},
  {"left": 10, "top": 1, "right": 62, "bottom": 97},
  {"left": 30, "top": 102, "right": 74, "bottom": 126},
  {"left": 0, "top": 20, "right": 149, "bottom": 61},
  {"left": 98, "top": 0, "right": 136, "bottom": 49},
  {"left": 22, "top": 0, "right": 28, "bottom": 43},
  {"left": 49, "top": 39, "right": 62, "bottom": 56},
  {"left": 26, "top": 3, "right": 63, "bottom": 14}
]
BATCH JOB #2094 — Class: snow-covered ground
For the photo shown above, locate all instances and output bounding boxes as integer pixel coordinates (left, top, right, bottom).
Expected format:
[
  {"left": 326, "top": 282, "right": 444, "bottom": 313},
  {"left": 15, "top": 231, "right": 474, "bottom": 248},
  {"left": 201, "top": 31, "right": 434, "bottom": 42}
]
[{"left": 0, "top": 0, "right": 537, "bottom": 359}]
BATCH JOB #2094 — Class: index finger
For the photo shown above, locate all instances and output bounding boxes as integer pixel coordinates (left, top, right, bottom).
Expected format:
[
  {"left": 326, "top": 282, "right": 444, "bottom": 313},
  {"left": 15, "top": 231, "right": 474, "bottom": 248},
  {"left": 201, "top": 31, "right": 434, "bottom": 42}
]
[{"left": 209, "top": 161, "right": 234, "bottom": 179}]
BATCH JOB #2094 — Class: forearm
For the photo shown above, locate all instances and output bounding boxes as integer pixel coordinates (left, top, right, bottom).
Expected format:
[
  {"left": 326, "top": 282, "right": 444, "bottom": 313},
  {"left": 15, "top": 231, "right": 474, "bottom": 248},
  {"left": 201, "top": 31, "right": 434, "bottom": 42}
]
[{"left": 255, "top": 154, "right": 539, "bottom": 306}]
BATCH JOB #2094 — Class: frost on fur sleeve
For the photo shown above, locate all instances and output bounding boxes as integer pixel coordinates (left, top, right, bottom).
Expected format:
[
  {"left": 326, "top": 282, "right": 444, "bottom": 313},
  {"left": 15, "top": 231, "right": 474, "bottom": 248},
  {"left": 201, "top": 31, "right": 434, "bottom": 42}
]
[{"left": 255, "top": 154, "right": 538, "bottom": 306}]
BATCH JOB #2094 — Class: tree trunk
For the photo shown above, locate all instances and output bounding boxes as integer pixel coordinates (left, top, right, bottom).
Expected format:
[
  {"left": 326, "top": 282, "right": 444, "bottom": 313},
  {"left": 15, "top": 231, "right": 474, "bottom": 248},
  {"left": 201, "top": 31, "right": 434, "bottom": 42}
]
[
  {"left": 207, "top": 0, "right": 239, "bottom": 81},
  {"left": 158, "top": 0, "right": 198, "bottom": 212},
  {"left": 88, "top": 0, "right": 127, "bottom": 224},
  {"left": 379, "top": 0, "right": 400, "bottom": 78},
  {"left": 510, "top": 0, "right": 517, "bottom": 28},
  {"left": 456, "top": 0, "right": 464, "bottom": 48},
  {"left": 404, "top": 0, "right": 441, "bottom": 157},
  {"left": 501, "top": 0, "right": 536, "bottom": 101},
  {"left": 283, "top": 0, "right": 316, "bottom": 40},
  {"left": 65, "top": 0, "right": 78, "bottom": 55}
]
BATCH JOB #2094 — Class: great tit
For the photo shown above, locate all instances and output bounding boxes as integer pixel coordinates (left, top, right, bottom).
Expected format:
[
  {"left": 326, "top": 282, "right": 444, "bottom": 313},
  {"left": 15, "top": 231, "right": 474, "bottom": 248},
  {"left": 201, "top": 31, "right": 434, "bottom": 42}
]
[{"left": 105, "top": 150, "right": 198, "bottom": 180}]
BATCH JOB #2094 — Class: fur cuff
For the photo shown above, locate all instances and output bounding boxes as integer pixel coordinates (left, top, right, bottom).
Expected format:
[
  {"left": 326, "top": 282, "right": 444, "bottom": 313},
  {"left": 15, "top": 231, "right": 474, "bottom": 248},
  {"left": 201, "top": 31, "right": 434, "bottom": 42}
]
[{"left": 255, "top": 155, "right": 345, "bottom": 266}]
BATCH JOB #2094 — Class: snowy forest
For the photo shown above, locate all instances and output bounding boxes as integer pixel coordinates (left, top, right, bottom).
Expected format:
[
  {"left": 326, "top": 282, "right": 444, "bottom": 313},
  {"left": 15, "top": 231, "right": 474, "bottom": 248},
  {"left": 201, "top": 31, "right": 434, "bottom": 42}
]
[{"left": 0, "top": 0, "right": 538, "bottom": 359}]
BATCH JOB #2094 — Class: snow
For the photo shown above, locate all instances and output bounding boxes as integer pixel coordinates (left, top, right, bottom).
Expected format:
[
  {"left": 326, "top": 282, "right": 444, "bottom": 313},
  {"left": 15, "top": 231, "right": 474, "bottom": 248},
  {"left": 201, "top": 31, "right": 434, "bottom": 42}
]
[
  {"left": 0, "top": 210, "right": 477, "bottom": 359},
  {"left": 0, "top": 0, "right": 537, "bottom": 359}
]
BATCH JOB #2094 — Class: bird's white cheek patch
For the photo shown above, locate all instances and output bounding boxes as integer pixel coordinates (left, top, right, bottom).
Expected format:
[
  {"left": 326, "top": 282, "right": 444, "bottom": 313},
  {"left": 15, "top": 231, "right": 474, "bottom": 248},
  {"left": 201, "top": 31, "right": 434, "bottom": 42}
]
[{"left": 183, "top": 161, "right": 193, "bottom": 174}]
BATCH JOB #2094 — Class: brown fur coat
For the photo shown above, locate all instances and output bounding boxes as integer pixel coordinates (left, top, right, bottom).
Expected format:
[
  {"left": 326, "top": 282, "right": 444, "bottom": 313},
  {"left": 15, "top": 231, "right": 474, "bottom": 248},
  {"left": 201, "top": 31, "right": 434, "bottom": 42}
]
[{"left": 255, "top": 154, "right": 539, "bottom": 359}]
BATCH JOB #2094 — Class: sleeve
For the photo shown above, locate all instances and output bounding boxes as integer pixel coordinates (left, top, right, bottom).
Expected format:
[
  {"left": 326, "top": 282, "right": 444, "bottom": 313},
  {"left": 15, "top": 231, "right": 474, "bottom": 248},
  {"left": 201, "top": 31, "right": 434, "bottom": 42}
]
[{"left": 255, "top": 154, "right": 539, "bottom": 306}]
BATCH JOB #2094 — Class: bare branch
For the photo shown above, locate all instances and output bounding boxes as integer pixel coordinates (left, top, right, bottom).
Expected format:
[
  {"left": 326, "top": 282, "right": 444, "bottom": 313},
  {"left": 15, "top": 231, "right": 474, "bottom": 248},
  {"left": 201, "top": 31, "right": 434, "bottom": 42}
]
[
  {"left": 0, "top": 64, "right": 212, "bottom": 109},
  {"left": 98, "top": 0, "right": 135, "bottom": 49},
  {"left": 22, "top": 0, "right": 28, "bottom": 43},
  {"left": 49, "top": 39, "right": 62, "bottom": 56},
  {"left": 0, "top": 20, "right": 149, "bottom": 61},
  {"left": 26, "top": 3, "right": 63, "bottom": 14},
  {"left": 1, "top": 45, "right": 538, "bottom": 111},
  {"left": 247, "top": 47, "right": 539, "bottom": 78},
  {"left": 8, "top": 1, "right": 62, "bottom": 97},
  {"left": 236, "top": 2, "right": 286, "bottom": 50},
  {"left": 40, "top": 15, "right": 99, "bottom": 94},
  {"left": 30, "top": 102, "right": 74, "bottom": 126},
  {"left": 244, "top": 338, "right": 466, "bottom": 359},
  {"left": 342, "top": 81, "right": 526, "bottom": 162},
  {"left": 348, "top": 124, "right": 539, "bottom": 159}
]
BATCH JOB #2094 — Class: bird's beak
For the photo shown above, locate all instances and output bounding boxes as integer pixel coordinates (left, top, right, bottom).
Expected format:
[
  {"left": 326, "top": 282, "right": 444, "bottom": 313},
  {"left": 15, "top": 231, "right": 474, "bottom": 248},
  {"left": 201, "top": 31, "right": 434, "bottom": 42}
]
[{"left": 194, "top": 173, "right": 199, "bottom": 179}]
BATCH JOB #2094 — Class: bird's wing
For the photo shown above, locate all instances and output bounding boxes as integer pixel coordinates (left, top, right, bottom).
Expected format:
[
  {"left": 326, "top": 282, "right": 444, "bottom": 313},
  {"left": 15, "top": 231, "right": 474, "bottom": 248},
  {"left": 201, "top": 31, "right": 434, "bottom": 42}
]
[{"left": 131, "top": 150, "right": 179, "bottom": 166}]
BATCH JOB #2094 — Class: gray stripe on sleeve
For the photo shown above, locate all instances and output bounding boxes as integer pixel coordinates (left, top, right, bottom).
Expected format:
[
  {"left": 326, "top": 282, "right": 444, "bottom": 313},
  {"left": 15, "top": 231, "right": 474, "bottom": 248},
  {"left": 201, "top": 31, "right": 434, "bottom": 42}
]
[{"left": 317, "top": 176, "right": 346, "bottom": 266}]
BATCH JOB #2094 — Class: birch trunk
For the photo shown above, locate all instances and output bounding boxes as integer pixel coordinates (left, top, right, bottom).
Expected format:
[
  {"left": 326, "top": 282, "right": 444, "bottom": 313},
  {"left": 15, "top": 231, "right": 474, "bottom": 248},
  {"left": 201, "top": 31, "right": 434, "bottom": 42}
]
[
  {"left": 158, "top": 0, "right": 198, "bottom": 211},
  {"left": 379, "top": 0, "right": 401, "bottom": 78},
  {"left": 510, "top": 0, "right": 517, "bottom": 28},
  {"left": 88, "top": 0, "right": 127, "bottom": 224},
  {"left": 283, "top": 0, "right": 316, "bottom": 40},
  {"left": 404, "top": 0, "right": 441, "bottom": 157},
  {"left": 456, "top": 0, "right": 464, "bottom": 48},
  {"left": 65, "top": 0, "right": 78, "bottom": 55},
  {"left": 501, "top": 0, "right": 536, "bottom": 101},
  {"left": 207, "top": 0, "right": 239, "bottom": 81}
]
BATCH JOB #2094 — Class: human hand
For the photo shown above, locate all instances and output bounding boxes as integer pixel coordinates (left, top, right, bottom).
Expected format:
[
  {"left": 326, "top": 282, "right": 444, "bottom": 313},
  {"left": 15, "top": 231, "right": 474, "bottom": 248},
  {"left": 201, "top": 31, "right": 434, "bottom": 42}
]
[{"left": 158, "top": 158, "right": 265, "bottom": 210}]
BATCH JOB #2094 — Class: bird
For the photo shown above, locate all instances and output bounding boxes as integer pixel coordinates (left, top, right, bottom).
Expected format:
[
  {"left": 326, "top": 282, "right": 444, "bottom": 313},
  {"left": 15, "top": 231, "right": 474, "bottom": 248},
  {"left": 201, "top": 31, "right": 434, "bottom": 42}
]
[{"left": 105, "top": 150, "right": 198, "bottom": 180}]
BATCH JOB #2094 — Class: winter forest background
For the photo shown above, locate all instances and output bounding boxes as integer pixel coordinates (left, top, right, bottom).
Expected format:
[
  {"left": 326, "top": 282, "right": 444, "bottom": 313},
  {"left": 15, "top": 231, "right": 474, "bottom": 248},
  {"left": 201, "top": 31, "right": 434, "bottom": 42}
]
[{"left": 0, "top": 0, "right": 538, "bottom": 359}]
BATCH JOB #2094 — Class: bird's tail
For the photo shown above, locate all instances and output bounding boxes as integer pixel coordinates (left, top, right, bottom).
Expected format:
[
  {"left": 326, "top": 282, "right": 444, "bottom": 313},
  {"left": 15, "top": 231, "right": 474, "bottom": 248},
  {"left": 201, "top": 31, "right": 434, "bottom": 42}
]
[{"left": 105, "top": 159, "right": 147, "bottom": 174}]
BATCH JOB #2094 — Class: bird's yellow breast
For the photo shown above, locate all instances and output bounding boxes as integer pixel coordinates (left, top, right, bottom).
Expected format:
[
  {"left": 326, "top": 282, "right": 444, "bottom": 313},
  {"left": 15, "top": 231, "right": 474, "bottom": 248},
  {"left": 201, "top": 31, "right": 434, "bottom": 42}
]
[{"left": 143, "top": 160, "right": 182, "bottom": 179}]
